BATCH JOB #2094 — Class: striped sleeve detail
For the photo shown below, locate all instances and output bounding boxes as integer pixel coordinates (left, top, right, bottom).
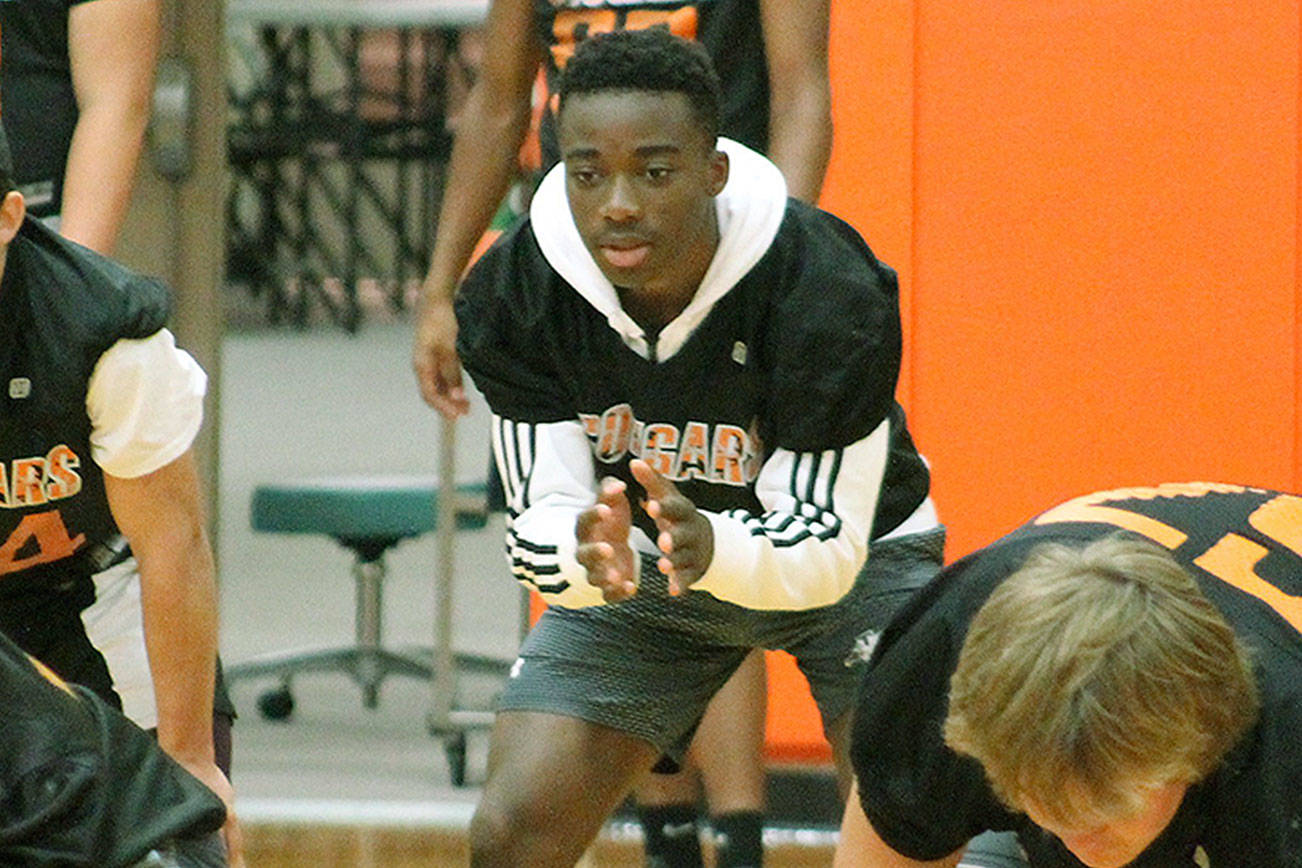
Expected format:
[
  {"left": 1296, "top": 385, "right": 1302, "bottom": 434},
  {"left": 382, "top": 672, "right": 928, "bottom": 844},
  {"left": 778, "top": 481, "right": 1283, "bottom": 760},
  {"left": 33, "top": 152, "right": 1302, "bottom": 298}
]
[
  {"left": 490, "top": 414, "right": 608, "bottom": 608},
  {"left": 692, "top": 418, "right": 891, "bottom": 611},
  {"left": 494, "top": 417, "right": 564, "bottom": 589},
  {"left": 504, "top": 525, "right": 568, "bottom": 594},
  {"left": 492, "top": 416, "right": 534, "bottom": 510},
  {"left": 721, "top": 449, "right": 844, "bottom": 545}
]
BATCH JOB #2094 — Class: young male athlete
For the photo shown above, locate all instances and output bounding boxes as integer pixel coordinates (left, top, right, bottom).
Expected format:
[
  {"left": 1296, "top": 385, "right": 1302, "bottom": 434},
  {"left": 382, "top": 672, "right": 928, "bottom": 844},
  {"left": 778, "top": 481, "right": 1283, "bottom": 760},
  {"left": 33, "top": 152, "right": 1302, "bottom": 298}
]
[
  {"left": 0, "top": 627, "right": 227, "bottom": 867},
  {"left": 0, "top": 126, "right": 241, "bottom": 862},
  {"left": 835, "top": 482, "right": 1302, "bottom": 868},
  {"left": 413, "top": 4, "right": 833, "bottom": 859},
  {"left": 455, "top": 29, "right": 940, "bottom": 866}
]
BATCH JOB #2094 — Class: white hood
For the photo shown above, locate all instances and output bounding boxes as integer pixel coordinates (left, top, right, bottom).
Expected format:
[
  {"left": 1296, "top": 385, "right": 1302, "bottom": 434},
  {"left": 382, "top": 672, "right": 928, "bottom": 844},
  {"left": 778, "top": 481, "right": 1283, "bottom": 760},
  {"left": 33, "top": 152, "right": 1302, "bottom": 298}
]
[{"left": 529, "top": 137, "right": 789, "bottom": 361}]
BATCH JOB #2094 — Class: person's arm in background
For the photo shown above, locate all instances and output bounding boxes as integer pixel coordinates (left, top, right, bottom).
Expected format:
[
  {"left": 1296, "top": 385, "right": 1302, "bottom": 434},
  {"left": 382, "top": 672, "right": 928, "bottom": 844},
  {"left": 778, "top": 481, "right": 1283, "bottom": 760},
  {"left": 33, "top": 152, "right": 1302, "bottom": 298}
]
[
  {"left": 412, "top": 0, "right": 544, "bottom": 418},
  {"left": 834, "top": 783, "right": 964, "bottom": 868},
  {"left": 104, "top": 452, "right": 243, "bottom": 866},
  {"left": 759, "top": 0, "right": 832, "bottom": 204},
  {"left": 62, "top": 0, "right": 161, "bottom": 254}
]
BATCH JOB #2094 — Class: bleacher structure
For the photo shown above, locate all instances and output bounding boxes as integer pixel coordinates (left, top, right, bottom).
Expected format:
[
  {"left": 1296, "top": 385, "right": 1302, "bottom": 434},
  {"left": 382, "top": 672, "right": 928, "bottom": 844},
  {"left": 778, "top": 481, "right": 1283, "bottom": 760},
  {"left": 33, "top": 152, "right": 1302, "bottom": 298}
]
[{"left": 225, "top": 6, "right": 479, "bottom": 330}]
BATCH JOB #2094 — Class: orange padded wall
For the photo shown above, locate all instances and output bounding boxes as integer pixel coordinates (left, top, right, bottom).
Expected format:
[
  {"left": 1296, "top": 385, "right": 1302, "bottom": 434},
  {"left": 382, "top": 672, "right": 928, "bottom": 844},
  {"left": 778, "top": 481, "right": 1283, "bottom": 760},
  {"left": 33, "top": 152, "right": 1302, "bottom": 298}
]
[{"left": 764, "top": 0, "right": 1301, "bottom": 764}]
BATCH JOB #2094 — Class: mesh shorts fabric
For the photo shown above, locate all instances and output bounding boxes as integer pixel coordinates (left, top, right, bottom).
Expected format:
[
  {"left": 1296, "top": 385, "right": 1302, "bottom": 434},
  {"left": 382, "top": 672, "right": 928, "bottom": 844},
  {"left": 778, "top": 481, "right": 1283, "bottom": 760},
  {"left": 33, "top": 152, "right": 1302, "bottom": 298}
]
[
  {"left": 498, "top": 527, "right": 945, "bottom": 762},
  {"left": 960, "top": 831, "right": 1030, "bottom": 868}
]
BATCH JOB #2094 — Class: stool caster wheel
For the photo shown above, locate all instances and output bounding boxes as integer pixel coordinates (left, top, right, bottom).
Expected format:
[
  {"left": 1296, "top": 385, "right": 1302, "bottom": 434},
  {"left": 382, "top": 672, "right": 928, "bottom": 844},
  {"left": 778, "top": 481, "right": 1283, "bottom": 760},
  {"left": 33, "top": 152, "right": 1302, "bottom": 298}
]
[
  {"left": 257, "top": 686, "right": 295, "bottom": 721},
  {"left": 444, "top": 731, "right": 467, "bottom": 787}
]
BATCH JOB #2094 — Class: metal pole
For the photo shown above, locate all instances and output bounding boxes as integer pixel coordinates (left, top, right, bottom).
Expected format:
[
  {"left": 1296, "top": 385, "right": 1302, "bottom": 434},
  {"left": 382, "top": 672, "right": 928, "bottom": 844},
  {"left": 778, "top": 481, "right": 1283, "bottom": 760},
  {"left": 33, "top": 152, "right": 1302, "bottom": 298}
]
[{"left": 429, "top": 413, "right": 458, "bottom": 732}]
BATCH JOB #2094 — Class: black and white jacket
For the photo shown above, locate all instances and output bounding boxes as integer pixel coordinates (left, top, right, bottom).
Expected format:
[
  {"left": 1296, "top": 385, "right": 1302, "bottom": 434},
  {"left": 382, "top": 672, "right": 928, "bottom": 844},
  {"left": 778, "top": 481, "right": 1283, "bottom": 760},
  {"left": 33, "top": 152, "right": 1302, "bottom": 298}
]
[{"left": 458, "top": 139, "right": 935, "bottom": 611}]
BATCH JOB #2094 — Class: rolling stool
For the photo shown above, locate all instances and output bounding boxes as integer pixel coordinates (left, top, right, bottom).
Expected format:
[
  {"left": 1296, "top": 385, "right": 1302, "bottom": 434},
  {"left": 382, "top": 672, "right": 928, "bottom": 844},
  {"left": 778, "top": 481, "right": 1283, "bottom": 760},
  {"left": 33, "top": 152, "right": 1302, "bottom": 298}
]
[{"left": 225, "top": 475, "right": 494, "bottom": 732}]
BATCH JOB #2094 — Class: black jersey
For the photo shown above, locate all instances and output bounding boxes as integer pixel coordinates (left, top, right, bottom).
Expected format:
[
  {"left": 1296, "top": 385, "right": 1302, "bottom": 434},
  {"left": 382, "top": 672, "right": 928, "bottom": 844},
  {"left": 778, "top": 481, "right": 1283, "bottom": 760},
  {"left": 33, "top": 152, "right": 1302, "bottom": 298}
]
[
  {"left": 0, "top": 0, "right": 95, "bottom": 217},
  {"left": 533, "top": 0, "right": 769, "bottom": 168},
  {"left": 458, "top": 141, "right": 932, "bottom": 611},
  {"left": 0, "top": 217, "right": 168, "bottom": 600},
  {"left": 0, "top": 628, "right": 225, "bottom": 866},
  {"left": 0, "top": 216, "right": 167, "bottom": 702},
  {"left": 0, "top": 218, "right": 235, "bottom": 719},
  {"left": 852, "top": 482, "right": 1302, "bottom": 867}
]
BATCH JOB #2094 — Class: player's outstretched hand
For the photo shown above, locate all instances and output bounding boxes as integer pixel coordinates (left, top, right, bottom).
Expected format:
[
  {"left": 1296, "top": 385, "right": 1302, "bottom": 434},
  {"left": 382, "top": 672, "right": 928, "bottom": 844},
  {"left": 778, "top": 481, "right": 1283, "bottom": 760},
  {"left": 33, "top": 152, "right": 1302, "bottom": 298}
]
[
  {"left": 575, "top": 477, "right": 638, "bottom": 602},
  {"left": 180, "top": 758, "right": 245, "bottom": 867},
  {"left": 412, "top": 294, "right": 470, "bottom": 418},
  {"left": 630, "top": 459, "right": 714, "bottom": 596}
]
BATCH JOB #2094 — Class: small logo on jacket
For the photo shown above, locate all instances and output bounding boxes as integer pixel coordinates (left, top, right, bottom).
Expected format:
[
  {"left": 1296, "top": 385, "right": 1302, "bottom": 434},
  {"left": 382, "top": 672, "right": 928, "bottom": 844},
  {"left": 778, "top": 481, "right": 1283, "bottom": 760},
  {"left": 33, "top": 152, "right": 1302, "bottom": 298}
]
[
  {"left": 8, "top": 378, "right": 31, "bottom": 399},
  {"left": 844, "top": 629, "right": 881, "bottom": 666}
]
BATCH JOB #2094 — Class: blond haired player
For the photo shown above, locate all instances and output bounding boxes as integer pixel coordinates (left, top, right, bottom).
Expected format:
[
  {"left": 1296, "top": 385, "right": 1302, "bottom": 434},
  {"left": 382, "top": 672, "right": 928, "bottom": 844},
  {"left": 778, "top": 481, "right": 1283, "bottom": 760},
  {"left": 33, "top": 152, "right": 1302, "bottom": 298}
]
[{"left": 837, "top": 483, "right": 1301, "bottom": 868}]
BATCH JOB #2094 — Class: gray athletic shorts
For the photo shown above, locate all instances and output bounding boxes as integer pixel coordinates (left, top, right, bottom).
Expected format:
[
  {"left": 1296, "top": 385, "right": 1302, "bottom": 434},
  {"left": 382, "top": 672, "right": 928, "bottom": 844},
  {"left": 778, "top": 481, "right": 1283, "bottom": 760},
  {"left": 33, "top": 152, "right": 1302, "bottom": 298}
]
[{"left": 498, "top": 526, "right": 945, "bottom": 764}]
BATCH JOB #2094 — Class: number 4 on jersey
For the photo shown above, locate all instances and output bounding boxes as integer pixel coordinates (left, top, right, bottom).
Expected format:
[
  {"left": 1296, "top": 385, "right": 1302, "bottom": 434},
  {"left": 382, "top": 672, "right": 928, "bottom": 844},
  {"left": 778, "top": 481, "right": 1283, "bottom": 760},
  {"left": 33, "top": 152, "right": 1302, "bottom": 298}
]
[{"left": 0, "top": 510, "right": 86, "bottom": 576}]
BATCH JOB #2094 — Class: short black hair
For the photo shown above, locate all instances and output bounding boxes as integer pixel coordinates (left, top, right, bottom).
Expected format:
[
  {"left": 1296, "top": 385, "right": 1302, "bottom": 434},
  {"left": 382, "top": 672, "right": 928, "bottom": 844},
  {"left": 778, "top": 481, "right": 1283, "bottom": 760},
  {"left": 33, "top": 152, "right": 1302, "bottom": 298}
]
[{"left": 558, "top": 28, "right": 721, "bottom": 143}]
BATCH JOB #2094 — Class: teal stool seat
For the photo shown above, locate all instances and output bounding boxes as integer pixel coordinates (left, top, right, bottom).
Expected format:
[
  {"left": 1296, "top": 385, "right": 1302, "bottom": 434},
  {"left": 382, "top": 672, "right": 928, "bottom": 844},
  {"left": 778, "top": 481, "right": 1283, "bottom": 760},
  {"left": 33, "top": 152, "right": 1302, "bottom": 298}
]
[
  {"left": 250, "top": 476, "right": 488, "bottom": 545},
  {"left": 226, "top": 476, "right": 495, "bottom": 725}
]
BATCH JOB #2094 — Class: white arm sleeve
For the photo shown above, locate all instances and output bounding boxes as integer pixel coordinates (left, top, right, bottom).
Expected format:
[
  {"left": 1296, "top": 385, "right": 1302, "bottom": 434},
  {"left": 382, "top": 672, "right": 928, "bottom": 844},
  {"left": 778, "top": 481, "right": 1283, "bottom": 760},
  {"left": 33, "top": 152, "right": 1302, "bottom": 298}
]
[
  {"left": 85, "top": 329, "right": 206, "bottom": 479},
  {"left": 493, "top": 414, "right": 619, "bottom": 609},
  {"left": 691, "top": 418, "right": 891, "bottom": 610},
  {"left": 495, "top": 413, "right": 889, "bottom": 612}
]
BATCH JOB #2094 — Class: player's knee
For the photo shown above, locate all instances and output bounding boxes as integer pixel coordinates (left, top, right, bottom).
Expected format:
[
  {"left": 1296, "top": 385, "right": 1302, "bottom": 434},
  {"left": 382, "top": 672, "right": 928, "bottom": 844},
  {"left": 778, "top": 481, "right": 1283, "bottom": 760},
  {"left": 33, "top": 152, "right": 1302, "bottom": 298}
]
[
  {"left": 468, "top": 798, "right": 515, "bottom": 865},
  {"left": 469, "top": 790, "right": 550, "bottom": 865}
]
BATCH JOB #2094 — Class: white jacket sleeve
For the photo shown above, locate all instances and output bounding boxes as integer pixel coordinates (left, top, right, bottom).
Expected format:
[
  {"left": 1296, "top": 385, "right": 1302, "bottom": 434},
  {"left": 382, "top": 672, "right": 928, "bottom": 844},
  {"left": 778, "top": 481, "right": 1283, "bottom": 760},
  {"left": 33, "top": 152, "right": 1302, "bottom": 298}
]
[
  {"left": 496, "top": 413, "right": 889, "bottom": 612},
  {"left": 493, "top": 414, "right": 620, "bottom": 609},
  {"left": 691, "top": 418, "right": 890, "bottom": 610}
]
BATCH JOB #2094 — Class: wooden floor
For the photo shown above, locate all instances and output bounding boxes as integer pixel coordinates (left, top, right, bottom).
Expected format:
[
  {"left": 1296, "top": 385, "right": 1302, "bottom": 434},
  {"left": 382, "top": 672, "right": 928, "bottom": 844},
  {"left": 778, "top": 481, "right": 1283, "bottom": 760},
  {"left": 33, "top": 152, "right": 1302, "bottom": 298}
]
[{"left": 243, "top": 821, "right": 837, "bottom": 867}]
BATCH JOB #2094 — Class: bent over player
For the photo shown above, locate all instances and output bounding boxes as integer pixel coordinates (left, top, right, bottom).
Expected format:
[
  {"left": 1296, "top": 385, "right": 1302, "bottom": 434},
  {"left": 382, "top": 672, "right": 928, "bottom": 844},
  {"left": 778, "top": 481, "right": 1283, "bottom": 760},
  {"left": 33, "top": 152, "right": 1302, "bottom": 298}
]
[
  {"left": 455, "top": 29, "right": 940, "bottom": 867},
  {"left": 836, "top": 482, "right": 1302, "bottom": 868},
  {"left": 0, "top": 627, "right": 227, "bottom": 866},
  {"left": 0, "top": 125, "right": 241, "bottom": 862}
]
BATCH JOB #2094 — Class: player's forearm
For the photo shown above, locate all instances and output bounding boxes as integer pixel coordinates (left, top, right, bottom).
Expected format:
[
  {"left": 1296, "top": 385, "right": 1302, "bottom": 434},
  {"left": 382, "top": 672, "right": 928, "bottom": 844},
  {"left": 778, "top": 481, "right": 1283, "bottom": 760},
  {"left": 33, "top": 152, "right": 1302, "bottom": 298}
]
[
  {"left": 691, "top": 421, "right": 888, "bottom": 610},
  {"left": 758, "top": 0, "right": 832, "bottom": 204},
  {"left": 418, "top": 92, "right": 535, "bottom": 306},
  {"left": 59, "top": 104, "right": 150, "bottom": 253},
  {"left": 493, "top": 417, "right": 610, "bottom": 607},
  {"left": 766, "top": 82, "right": 832, "bottom": 204},
  {"left": 64, "top": 0, "right": 160, "bottom": 254},
  {"left": 137, "top": 522, "right": 219, "bottom": 764},
  {"left": 420, "top": 0, "right": 541, "bottom": 303}
]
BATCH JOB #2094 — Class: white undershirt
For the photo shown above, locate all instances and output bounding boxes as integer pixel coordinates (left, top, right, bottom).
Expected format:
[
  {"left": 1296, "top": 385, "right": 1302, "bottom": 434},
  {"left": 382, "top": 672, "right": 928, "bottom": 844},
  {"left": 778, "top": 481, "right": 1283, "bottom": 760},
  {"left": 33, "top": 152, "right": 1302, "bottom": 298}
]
[{"left": 85, "top": 328, "right": 206, "bottom": 478}]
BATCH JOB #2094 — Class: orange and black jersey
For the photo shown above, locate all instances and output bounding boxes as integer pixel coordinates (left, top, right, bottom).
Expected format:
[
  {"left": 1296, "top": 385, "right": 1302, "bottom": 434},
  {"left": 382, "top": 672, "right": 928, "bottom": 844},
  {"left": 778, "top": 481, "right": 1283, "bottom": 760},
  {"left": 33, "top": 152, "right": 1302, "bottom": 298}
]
[
  {"left": 0, "top": 218, "right": 166, "bottom": 705},
  {"left": 0, "top": 218, "right": 235, "bottom": 721},
  {"left": 0, "top": 218, "right": 168, "bottom": 596},
  {"left": 852, "top": 483, "right": 1302, "bottom": 867},
  {"left": 0, "top": 628, "right": 224, "bottom": 865},
  {"left": 457, "top": 142, "right": 933, "bottom": 611},
  {"left": 533, "top": 0, "right": 769, "bottom": 168}
]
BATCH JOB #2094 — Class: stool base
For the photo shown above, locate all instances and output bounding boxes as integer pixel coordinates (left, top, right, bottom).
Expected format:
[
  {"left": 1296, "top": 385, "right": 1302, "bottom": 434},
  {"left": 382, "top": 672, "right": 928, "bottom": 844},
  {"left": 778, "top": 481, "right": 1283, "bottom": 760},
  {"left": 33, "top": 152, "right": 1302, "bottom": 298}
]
[{"left": 226, "top": 645, "right": 509, "bottom": 712}]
